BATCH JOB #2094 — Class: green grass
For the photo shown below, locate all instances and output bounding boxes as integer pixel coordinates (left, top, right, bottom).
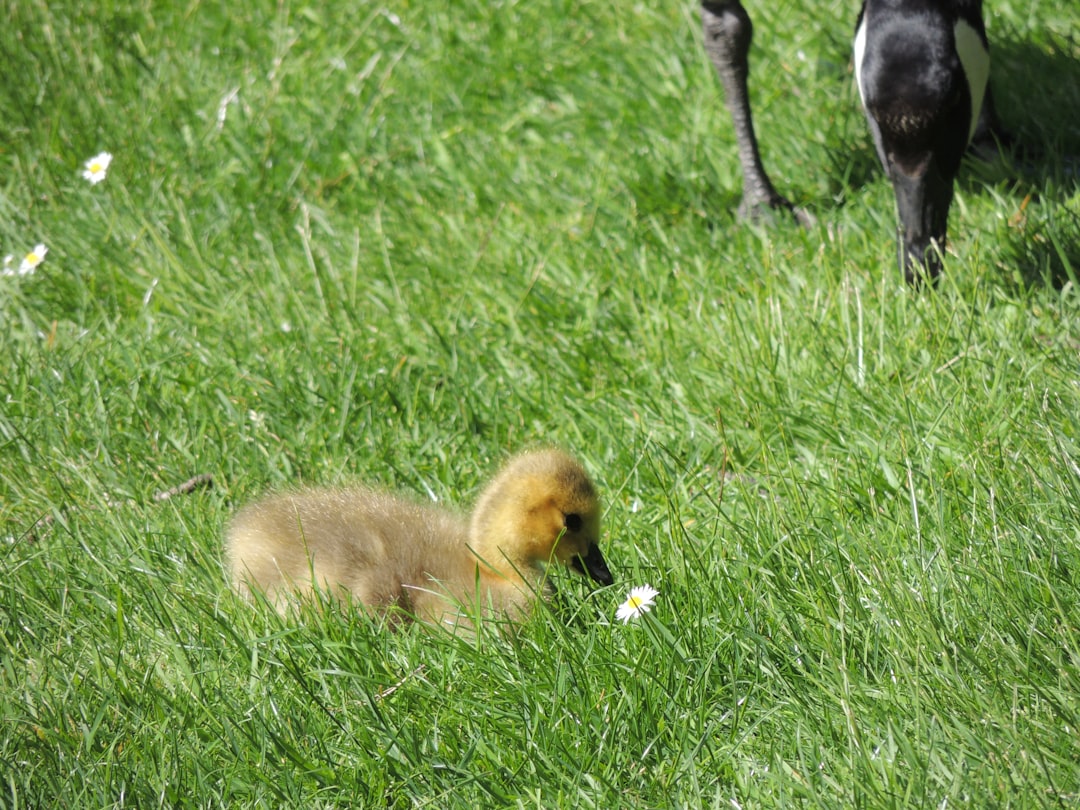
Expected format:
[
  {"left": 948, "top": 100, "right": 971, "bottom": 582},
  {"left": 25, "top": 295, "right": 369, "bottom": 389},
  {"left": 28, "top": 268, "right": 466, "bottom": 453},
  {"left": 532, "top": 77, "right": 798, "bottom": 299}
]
[{"left": 3, "top": 0, "right": 1080, "bottom": 806}]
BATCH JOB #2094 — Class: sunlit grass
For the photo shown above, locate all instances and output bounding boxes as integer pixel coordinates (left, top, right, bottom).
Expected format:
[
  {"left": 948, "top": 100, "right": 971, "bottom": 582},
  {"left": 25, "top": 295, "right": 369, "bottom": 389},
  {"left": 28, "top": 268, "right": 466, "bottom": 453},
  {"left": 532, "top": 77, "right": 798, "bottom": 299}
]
[{"left": 2, "top": 0, "right": 1079, "bottom": 807}]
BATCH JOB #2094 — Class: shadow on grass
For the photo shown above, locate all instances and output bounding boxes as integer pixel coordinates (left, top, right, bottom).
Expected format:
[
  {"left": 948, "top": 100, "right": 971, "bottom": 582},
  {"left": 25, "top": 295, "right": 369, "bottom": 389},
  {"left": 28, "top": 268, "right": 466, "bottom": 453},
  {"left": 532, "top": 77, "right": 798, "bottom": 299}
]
[
  {"left": 995, "top": 200, "right": 1080, "bottom": 289},
  {"left": 979, "top": 32, "right": 1080, "bottom": 288}
]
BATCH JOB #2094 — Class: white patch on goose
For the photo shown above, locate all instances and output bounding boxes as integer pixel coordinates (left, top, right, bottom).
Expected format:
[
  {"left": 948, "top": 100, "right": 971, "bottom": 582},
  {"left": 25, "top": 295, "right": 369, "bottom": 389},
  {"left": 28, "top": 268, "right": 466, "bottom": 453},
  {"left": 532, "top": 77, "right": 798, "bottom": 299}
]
[
  {"left": 853, "top": 16, "right": 869, "bottom": 107},
  {"left": 954, "top": 19, "right": 989, "bottom": 142}
]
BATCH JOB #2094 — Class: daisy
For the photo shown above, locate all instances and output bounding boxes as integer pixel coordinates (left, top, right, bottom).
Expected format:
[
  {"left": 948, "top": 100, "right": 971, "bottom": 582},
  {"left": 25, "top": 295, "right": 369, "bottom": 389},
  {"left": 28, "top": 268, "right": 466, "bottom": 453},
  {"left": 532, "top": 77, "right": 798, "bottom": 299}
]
[
  {"left": 616, "top": 584, "right": 659, "bottom": 623},
  {"left": 19, "top": 244, "right": 47, "bottom": 275},
  {"left": 82, "top": 151, "right": 113, "bottom": 185}
]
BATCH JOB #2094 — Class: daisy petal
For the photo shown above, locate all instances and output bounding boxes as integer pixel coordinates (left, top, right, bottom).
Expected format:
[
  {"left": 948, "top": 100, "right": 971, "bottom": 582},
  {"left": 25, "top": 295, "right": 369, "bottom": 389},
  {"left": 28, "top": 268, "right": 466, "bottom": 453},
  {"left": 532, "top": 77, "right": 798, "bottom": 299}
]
[
  {"left": 18, "top": 244, "right": 47, "bottom": 275},
  {"left": 616, "top": 584, "right": 659, "bottom": 623},
  {"left": 82, "top": 151, "right": 113, "bottom": 184}
]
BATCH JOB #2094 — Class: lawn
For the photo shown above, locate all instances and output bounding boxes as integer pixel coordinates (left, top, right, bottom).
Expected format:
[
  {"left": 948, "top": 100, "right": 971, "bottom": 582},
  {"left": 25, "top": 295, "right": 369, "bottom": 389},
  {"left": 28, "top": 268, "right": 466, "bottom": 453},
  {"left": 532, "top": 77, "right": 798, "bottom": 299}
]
[{"left": 2, "top": 0, "right": 1080, "bottom": 806}]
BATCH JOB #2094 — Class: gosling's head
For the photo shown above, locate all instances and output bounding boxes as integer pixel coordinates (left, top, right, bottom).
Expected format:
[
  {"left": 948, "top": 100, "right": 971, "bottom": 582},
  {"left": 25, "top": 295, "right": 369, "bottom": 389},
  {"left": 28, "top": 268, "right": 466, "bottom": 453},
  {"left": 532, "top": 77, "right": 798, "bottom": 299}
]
[{"left": 469, "top": 449, "right": 613, "bottom": 586}]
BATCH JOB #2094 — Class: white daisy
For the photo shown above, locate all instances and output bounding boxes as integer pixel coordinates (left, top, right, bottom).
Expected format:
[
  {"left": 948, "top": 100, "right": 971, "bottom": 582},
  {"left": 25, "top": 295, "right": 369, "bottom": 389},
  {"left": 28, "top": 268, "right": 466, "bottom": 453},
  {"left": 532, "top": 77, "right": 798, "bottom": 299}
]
[
  {"left": 19, "top": 244, "right": 47, "bottom": 275},
  {"left": 616, "top": 584, "right": 659, "bottom": 623},
  {"left": 82, "top": 152, "right": 113, "bottom": 185}
]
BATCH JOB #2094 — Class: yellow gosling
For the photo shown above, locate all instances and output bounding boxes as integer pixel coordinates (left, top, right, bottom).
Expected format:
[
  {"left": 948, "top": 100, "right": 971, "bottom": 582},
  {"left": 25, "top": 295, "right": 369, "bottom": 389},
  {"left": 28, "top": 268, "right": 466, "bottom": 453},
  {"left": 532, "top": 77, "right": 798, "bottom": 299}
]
[{"left": 225, "top": 449, "right": 613, "bottom": 630}]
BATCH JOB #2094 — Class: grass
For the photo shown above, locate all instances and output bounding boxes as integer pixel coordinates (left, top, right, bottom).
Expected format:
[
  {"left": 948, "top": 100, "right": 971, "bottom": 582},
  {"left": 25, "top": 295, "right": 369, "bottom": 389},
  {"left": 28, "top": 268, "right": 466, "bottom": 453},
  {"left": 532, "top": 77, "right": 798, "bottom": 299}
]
[{"left": 2, "top": 0, "right": 1080, "bottom": 806}]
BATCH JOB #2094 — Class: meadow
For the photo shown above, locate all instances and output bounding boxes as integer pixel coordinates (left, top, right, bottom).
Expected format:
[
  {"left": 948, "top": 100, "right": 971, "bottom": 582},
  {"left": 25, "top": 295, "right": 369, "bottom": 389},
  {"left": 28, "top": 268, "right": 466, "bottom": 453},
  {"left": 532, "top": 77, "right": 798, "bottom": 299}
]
[{"left": 2, "top": 0, "right": 1080, "bottom": 806}]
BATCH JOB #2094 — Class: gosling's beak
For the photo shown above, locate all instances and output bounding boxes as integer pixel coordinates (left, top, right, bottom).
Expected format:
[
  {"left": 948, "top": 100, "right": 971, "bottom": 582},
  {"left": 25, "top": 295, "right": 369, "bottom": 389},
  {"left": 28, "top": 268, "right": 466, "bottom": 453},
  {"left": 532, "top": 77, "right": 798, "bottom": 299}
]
[{"left": 572, "top": 543, "right": 613, "bottom": 586}]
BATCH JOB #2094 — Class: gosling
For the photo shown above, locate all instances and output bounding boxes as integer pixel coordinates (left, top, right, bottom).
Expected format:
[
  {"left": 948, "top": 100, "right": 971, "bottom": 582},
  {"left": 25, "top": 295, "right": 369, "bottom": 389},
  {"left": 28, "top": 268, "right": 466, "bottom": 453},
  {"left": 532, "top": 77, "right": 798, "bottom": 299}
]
[{"left": 225, "top": 449, "right": 614, "bottom": 629}]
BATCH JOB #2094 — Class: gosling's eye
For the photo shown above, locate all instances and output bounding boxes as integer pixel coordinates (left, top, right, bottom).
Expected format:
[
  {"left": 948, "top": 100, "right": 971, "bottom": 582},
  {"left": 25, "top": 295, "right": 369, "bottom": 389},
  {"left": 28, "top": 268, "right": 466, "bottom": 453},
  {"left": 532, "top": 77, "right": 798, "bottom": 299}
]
[{"left": 564, "top": 513, "right": 583, "bottom": 532}]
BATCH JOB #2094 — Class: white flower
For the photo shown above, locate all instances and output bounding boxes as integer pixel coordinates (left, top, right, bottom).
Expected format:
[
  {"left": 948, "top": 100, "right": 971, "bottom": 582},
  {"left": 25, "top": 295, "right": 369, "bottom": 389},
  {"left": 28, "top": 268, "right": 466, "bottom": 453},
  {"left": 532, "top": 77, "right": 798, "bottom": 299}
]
[
  {"left": 81, "top": 152, "right": 113, "bottom": 184},
  {"left": 2, "top": 255, "right": 13, "bottom": 277},
  {"left": 19, "top": 244, "right": 47, "bottom": 275},
  {"left": 616, "top": 584, "right": 659, "bottom": 623}
]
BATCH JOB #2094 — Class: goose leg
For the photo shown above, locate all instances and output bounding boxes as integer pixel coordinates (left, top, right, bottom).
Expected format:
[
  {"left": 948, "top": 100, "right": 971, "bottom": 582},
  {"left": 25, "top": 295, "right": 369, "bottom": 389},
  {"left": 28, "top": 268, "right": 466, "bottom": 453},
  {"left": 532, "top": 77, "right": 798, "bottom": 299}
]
[{"left": 701, "top": 1, "right": 814, "bottom": 227}]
